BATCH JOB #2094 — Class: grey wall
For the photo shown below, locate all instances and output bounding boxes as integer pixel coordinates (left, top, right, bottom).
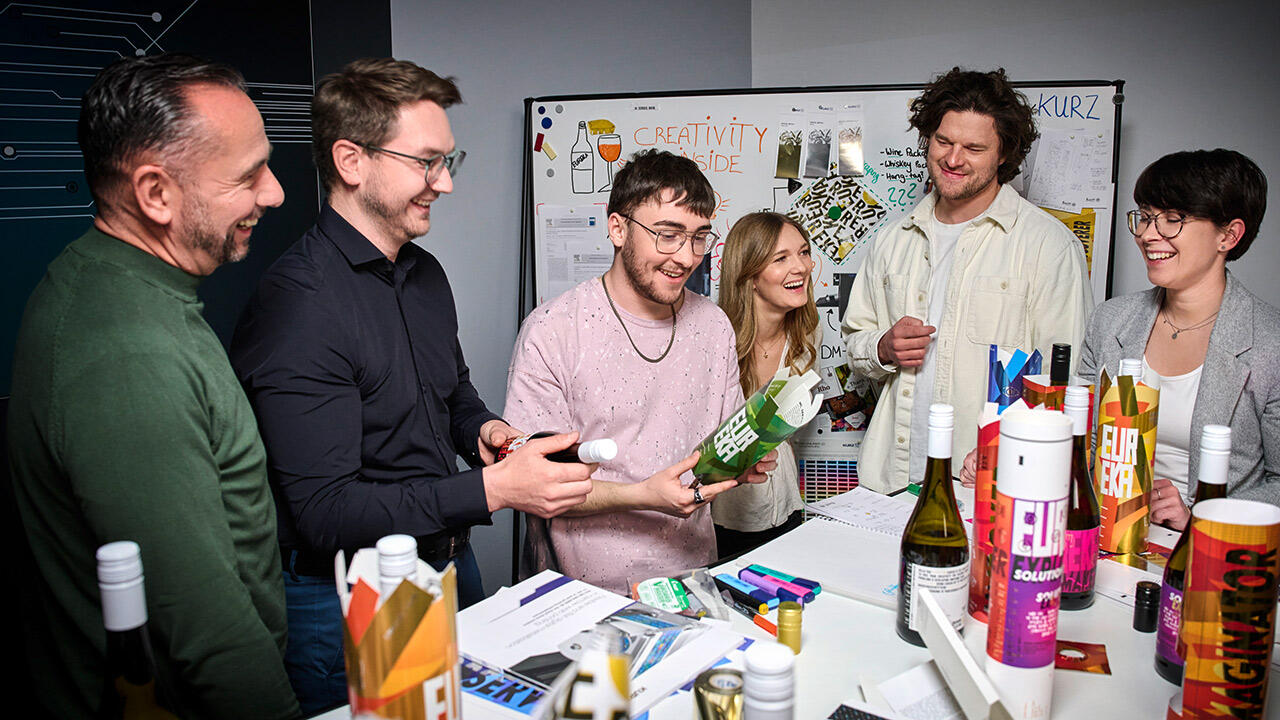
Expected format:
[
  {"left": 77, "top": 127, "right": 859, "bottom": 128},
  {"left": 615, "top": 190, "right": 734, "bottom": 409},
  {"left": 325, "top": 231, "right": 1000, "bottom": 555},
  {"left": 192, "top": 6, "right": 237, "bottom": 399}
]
[
  {"left": 391, "top": 0, "right": 752, "bottom": 593},
  {"left": 753, "top": 0, "right": 1280, "bottom": 305}
]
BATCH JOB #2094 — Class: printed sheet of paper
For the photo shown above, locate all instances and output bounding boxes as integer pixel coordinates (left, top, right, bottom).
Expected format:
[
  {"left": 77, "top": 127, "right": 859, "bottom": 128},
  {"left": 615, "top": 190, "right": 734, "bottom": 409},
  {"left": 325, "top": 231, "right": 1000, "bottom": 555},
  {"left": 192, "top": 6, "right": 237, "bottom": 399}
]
[
  {"left": 878, "top": 661, "right": 963, "bottom": 720},
  {"left": 805, "top": 486, "right": 916, "bottom": 537},
  {"left": 1026, "top": 127, "right": 1086, "bottom": 212},
  {"left": 535, "top": 204, "right": 610, "bottom": 304}
]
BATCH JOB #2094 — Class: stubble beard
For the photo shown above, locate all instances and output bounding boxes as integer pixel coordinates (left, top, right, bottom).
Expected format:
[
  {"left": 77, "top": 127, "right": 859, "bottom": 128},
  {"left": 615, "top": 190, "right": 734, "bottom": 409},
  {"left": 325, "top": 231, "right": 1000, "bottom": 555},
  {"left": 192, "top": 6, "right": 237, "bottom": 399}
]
[
  {"left": 929, "top": 160, "right": 998, "bottom": 203},
  {"left": 620, "top": 237, "right": 685, "bottom": 307},
  {"left": 361, "top": 171, "right": 426, "bottom": 244},
  {"left": 183, "top": 191, "right": 244, "bottom": 266}
]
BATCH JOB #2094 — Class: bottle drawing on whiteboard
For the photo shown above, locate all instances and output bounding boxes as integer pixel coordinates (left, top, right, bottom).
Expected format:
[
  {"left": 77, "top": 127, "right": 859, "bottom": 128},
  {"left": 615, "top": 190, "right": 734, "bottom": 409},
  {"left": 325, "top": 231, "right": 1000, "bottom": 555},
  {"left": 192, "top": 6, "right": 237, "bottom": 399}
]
[
  {"left": 1060, "top": 385, "right": 1101, "bottom": 610},
  {"left": 1154, "top": 425, "right": 1231, "bottom": 685},
  {"left": 570, "top": 121, "right": 594, "bottom": 194},
  {"left": 897, "top": 403, "right": 970, "bottom": 646}
]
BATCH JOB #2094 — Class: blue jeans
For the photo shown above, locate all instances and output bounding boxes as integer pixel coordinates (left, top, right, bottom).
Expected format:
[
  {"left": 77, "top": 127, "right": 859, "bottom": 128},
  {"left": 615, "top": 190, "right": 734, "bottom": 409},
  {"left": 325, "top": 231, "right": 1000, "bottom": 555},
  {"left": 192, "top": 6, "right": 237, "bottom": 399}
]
[{"left": 282, "top": 544, "right": 486, "bottom": 716}]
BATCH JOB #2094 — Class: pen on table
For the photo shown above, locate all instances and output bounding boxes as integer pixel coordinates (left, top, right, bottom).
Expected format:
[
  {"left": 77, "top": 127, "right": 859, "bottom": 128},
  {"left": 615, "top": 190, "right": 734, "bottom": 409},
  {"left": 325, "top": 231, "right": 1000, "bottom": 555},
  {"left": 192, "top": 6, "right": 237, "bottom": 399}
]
[
  {"left": 714, "top": 573, "right": 778, "bottom": 609},
  {"left": 747, "top": 563, "right": 822, "bottom": 595},
  {"left": 739, "top": 568, "right": 813, "bottom": 603},
  {"left": 719, "top": 590, "right": 777, "bottom": 636}
]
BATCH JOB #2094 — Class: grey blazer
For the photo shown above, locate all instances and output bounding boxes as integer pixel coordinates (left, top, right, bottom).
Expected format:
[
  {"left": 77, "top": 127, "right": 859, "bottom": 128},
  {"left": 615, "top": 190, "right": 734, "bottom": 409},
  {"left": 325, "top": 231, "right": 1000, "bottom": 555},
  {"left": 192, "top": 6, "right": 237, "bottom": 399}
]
[{"left": 1077, "top": 270, "right": 1280, "bottom": 506}]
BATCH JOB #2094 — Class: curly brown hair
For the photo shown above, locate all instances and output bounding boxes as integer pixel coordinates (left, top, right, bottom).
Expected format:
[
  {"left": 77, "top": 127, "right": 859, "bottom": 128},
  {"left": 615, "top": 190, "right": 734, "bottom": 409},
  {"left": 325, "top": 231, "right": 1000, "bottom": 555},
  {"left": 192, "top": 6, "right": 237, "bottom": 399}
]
[{"left": 908, "top": 67, "right": 1037, "bottom": 185}]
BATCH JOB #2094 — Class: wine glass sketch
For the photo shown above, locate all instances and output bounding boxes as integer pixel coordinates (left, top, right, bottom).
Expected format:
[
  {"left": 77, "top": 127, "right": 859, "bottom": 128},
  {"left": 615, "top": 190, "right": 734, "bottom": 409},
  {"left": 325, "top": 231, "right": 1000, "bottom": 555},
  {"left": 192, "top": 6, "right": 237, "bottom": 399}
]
[{"left": 596, "top": 134, "right": 622, "bottom": 192}]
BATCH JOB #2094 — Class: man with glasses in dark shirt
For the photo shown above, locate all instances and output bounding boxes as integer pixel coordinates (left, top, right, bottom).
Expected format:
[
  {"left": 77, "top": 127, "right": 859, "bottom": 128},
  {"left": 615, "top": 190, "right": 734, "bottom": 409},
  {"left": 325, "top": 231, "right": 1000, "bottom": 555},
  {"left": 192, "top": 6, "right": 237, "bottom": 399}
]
[{"left": 231, "top": 58, "right": 593, "bottom": 714}]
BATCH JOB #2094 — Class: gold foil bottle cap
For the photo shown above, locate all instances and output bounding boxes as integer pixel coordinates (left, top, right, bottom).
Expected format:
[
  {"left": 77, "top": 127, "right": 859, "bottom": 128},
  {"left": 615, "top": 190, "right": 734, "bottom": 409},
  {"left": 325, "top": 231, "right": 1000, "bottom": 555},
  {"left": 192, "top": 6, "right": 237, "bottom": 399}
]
[
  {"left": 776, "top": 600, "right": 802, "bottom": 654},
  {"left": 694, "top": 668, "right": 743, "bottom": 720}
]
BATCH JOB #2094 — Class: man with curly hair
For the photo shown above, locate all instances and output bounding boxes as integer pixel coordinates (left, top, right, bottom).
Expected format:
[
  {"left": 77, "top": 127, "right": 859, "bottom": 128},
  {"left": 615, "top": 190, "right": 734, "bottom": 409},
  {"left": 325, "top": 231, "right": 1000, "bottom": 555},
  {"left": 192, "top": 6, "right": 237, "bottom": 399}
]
[{"left": 840, "top": 67, "right": 1093, "bottom": 493}]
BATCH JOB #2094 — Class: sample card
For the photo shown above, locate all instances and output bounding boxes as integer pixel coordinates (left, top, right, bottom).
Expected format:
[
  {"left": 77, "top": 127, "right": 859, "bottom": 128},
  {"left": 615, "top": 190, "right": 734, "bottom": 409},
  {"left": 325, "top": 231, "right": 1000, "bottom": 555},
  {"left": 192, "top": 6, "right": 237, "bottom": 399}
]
[
  {"left": 836, "top": 103, "right": 866, "bottom": 177},
  {"left": 1054, "top": 640, "right": 1112, "bottom": 675}
]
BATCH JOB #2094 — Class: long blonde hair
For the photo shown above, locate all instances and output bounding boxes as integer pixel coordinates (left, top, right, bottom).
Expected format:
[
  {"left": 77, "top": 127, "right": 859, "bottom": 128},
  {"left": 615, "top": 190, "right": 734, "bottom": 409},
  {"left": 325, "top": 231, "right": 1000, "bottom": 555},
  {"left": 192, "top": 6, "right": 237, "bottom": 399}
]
[{"left": 718, "top": 212, "right": 819, "bottom": 397}]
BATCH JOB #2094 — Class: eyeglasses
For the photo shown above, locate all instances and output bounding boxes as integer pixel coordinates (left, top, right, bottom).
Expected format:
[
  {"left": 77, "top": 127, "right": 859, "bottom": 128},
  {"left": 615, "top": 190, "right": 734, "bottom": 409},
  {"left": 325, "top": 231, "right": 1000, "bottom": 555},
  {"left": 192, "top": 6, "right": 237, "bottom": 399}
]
[
  {"left": 356, "top": 142, "right": 466, "bottom": 183},
  {"left": 622, "top": 215, "right": 719, "bottom": 255},
  {"left": 1127, "top": 209, "right": 1195, "bottom": 239}
]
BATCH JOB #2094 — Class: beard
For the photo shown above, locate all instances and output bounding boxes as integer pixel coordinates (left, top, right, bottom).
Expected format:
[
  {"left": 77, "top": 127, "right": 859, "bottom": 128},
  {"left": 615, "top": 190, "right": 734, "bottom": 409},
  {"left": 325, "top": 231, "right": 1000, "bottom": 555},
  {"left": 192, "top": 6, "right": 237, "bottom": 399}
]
[
  {"left": 620, "top": 237, "right": 686, "bottom": 306},
  {"left": 929, "top": 159, "right": 998, "bottom": 203},
  {"left": 360, "top": 169, "right": 429, "bottom": 245},
  {"left": 182, "top": 191, "right": 245, "bottom": 266}
]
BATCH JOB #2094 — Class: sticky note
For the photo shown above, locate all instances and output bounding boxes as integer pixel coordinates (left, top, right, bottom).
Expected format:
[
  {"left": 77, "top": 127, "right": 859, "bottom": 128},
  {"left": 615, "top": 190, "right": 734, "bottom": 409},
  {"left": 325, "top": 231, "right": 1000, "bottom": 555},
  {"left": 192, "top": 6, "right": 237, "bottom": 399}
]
[
  {"left": 541, "top": 141, "right": 556, "bottom": 161},
  {"left": 588, "top": 119, "right": 615, "bottom": 135}
]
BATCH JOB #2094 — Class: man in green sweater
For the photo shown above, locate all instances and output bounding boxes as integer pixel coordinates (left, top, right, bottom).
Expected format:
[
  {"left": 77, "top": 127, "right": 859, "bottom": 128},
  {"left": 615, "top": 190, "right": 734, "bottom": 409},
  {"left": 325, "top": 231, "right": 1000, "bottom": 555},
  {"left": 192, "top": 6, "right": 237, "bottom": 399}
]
[{"left": 7, "top": 55, "right": 298, "bottom": 718}]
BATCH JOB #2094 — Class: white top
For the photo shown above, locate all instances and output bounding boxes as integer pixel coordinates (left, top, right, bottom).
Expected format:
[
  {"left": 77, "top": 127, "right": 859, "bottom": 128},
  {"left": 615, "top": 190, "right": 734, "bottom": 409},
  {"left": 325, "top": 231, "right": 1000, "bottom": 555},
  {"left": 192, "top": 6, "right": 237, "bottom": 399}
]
[
  {"left": 906, "top": 215, "right": 968, "bottom": 481},
  {"left": 1146, "top": 360, "right": 1204, "bottom": 500}
]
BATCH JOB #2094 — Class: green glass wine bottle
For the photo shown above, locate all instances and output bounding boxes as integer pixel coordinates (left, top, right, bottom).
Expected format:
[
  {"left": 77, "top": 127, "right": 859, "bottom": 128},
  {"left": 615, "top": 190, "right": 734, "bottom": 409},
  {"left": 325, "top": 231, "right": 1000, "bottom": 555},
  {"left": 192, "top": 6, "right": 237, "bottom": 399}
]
[
  {"left": 97, "top": 541, "right": 178, "bottom": 720},
  {"left": 897, "top": 403, "right": 970, "bottom": 646},
  {"left": 1154, "top": 425, "right": 1231, "bottom": 685}
]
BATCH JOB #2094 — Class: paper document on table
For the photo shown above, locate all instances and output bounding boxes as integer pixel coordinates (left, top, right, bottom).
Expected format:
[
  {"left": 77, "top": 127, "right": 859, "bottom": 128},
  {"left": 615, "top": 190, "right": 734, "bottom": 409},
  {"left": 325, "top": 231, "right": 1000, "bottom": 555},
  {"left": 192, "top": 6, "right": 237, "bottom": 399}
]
[
  {"left": 457, "top": 570, "right": 744, "bottom": 716},
  {"left": 535, "top": 204, "right": 611, "bottom": 304},
  {"left": 806, "top": 486, "right": 916, "bottom": 537},
  {"left": 878, "top": 661, "right": 963, "bottom": 720},
  {"left": 746, "top": 516, "right": 900, "bottom": 609}
]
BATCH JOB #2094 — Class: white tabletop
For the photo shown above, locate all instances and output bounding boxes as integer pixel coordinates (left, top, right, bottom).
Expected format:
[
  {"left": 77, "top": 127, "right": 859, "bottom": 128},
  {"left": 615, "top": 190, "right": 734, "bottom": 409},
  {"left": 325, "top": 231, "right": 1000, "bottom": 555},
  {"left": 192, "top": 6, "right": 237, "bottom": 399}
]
[{"left": 705, "top": 518, "right": 1279, "bottom": 720}]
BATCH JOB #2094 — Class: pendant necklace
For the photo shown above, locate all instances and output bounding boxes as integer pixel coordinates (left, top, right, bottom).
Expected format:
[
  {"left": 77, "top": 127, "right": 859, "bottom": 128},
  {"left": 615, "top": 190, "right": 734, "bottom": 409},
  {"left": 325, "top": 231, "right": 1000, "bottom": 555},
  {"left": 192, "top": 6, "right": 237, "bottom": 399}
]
[
  {"left": 1162, "top": 309, "right": 1219, "bottom": 340},
  {"left": 601, "top": 275, "right": 676, "bottom": 363}
]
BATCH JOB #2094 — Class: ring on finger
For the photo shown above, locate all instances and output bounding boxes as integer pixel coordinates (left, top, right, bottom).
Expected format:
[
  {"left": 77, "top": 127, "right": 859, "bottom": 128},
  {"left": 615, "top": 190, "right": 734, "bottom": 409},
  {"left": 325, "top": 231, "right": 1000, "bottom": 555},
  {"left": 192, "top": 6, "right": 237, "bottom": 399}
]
[{"left": 693, "top": 487, "right": 706, "bottom": 504}]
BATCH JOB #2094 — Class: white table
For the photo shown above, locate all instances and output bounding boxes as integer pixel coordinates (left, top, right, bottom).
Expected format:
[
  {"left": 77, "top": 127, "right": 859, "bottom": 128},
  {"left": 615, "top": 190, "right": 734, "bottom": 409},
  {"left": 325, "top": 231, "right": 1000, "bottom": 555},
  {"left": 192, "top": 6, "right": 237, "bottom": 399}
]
[{"left": 700, "top": 518, "right": 1279, "bottom": 720}]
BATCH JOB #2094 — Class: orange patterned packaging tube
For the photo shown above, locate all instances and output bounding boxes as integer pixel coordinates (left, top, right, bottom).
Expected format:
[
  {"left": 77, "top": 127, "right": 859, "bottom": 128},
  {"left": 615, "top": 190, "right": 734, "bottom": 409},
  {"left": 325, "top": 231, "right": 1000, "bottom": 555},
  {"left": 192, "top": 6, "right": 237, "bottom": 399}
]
[
  {"left": 1092, "top": 369, "right": 1159, "bottom": 554},
  {"left": 968, "top": 402, "right": 1001, "bottom": 622},
  {"left": 1022, "top": 374, "right": 1094, "bottom": 430},
  {"left": 335, "top": 550, "right": 460, "bottom": 719},
  {"left": 1180, "top": 498, "right": 1280, "bottom": 720}
]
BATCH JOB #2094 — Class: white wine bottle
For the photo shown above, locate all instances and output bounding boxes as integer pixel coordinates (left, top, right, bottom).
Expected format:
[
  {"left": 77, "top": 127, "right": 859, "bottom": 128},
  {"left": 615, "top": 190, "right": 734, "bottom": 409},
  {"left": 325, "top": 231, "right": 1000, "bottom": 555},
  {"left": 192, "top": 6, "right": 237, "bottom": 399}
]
[
  {"left": 897, "top": 403, "right": 969, "bottom": 646},
  {"left": 97, "top": 541, "right": 177, "bottom": 719},
  {"left": 1060, "top": 386, "right": 1101, "bottom": 610}
]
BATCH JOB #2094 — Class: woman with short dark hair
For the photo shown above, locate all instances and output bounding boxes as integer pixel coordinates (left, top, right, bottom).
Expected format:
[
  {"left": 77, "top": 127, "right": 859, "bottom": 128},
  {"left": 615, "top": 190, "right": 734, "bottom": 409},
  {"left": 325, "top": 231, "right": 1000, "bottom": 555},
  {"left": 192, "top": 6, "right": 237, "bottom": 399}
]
[{"left": 1077, "top": 149, "right": 1279, "bottom": 529}]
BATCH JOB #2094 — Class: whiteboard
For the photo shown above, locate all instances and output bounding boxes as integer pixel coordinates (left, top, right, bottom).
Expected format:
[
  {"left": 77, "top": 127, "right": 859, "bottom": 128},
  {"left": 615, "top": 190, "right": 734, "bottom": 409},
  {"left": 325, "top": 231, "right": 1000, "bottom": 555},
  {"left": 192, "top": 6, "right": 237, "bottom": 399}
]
[{"left": 521, "top": 81, "right": 1123, "bottom": 463}]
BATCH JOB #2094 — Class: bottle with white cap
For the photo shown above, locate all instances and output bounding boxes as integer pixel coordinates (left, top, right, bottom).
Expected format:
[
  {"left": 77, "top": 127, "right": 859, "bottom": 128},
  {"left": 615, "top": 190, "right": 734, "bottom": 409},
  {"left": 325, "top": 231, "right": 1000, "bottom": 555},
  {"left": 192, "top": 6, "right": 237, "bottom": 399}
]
[
  {"left": 1061, "top": 386, "right": 1101, "bottom": 610},
  {"left": 1118, "top": 358, "right": 1144, "bottom": 377},
  {"left": 495, "top": 432, "right": 618, "bottom": 464},
  {"left": 1154, "top": 425, "right": 1232, "bottom": 685},
  {"left": 376, "top": 534, "right": 419, "bottom": 600},
  {"left": 743, "top": 640, "right": 794, "bottom": 720},
  {"left": 97, "top": 540, "right": 177, "bottom": 718},
  {"left": 896, "top": 403, "right": 969, "bottom": 646}
]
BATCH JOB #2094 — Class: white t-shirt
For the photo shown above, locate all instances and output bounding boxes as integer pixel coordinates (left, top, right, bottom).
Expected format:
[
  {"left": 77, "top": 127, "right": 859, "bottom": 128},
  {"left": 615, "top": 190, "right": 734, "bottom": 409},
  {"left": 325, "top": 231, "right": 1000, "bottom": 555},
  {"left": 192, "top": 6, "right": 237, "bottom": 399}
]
[
  {"left": 1145, "top": 359, "right": 1204, "bottom": 501},
  {"left": 907, "top": 214, "right": 968, "bottom": 482}
]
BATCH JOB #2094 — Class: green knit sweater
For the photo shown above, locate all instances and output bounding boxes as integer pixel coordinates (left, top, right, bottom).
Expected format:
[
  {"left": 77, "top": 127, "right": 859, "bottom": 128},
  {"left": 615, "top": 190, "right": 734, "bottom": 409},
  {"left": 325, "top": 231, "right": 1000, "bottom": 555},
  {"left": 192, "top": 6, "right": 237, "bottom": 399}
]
[{"left": 8, "top": 227, "right": 299, "bottom": 718}]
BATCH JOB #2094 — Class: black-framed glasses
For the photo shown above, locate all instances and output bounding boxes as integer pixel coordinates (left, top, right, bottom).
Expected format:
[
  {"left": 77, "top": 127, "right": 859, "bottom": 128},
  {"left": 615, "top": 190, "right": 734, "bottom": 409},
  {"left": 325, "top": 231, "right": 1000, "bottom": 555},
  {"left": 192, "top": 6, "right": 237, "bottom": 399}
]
[
  {"left": 1127, "top": 209, "right": 1194, "bottom": 239},
  {"left": 622, "top": 215, "right": 719, "bottom": 255},
  {"left": 356, "top": 142, "right": 466, "bottom": 183}
]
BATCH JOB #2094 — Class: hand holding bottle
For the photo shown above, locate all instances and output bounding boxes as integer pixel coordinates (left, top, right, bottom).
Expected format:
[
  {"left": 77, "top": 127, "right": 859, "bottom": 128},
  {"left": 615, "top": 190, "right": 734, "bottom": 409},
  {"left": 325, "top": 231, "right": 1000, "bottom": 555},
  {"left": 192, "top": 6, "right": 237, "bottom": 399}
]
[
  {"left": 736, "top": 449, "right": 779, "bottom": 485},
  {"left": 641, "top": 451, "right": 739, "bottom": 518},
  {"left": 959, "top": 447, "right": 978, "bottom": 488},
  {"left": 483, "top": 431, "right": 595, "bottom": 517},
  {"left": 478, "top": 419, "right": 523, "bottom": 465},
  {"left": 1150, "top": 477, "right": 1191, "bottom": 530}
]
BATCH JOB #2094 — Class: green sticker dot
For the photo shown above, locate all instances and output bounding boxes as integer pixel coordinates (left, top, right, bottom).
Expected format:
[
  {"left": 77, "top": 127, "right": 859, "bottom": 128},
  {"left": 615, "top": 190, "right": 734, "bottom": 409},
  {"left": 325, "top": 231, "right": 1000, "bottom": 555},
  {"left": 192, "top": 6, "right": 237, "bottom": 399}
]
[{"left": 827, "top": 206, "right": 843, "bottom": 220}]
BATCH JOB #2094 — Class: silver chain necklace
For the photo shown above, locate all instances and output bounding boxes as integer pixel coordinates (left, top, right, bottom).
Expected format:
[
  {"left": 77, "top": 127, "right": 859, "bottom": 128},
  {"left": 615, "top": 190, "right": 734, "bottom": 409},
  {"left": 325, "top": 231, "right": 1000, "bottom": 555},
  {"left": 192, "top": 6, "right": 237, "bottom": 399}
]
[
  {"left": 1161, "top": 309, "right": 1219, "bottom": 340},
  {"left": 600, "top": 275, "right": 676, "bottom": 363}
]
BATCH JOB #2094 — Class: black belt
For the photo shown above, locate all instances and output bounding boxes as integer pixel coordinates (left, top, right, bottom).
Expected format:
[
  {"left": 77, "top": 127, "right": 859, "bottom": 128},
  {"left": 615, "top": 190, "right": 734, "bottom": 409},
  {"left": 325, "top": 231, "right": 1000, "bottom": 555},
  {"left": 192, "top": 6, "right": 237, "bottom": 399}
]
[{"left": 282, "top": 528, "right": 470, "bottom": 578}]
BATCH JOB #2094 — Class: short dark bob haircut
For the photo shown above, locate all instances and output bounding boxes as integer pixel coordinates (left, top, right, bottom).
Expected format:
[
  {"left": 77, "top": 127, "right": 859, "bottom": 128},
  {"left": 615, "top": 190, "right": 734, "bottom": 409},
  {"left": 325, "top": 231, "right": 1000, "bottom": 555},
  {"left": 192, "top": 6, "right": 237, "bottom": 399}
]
[
  {"left": 908, "top": 67, "right": 1037, "bottom": 185},
  {"left": 1134, "top": 149, "right": 1267, "bottom": 261},
  {"left": 606, "top": 149, "right": 715, "bottom": 220}
]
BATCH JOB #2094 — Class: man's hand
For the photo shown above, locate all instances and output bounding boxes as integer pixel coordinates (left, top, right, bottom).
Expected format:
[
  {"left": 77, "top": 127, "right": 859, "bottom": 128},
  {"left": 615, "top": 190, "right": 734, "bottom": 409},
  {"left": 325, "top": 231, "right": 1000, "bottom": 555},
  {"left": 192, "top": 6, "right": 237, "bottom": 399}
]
[
  {"left": 959, "top": 448, "right": 978, "bottom": 488},
  {"left": 736, "top": 449, "right": 779, "bottom": 485},
  {"left": 1150, "top": 477, "right": 1191, "bottom": 531},
  {"left": 483, "top": 432, "right": 593, "bottom": 516},
  {"left": 877, "top": 316, "right": 936, "bottom": 368},
  {"left": 637, "top": 452, "right": 738, "bottom": 518},
  {"left": 478, "top": 419, "right": 522, "bottom": 465}
]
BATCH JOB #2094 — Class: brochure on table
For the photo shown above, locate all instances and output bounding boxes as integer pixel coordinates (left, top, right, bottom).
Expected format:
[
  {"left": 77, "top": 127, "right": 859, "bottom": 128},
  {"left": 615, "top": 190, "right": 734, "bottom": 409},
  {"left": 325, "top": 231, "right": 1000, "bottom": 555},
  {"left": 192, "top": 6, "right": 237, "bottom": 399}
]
[{"left": 457, "top": 570, "right": 748, "bottom": 718}]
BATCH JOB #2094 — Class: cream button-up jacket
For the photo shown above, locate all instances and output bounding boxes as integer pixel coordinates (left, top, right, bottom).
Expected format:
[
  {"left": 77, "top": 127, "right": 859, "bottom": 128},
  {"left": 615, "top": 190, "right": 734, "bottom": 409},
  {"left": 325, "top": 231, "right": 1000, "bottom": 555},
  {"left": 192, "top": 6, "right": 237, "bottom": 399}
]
[{"left": 841, "top": 184, "right": 1094, "bottom": 493}]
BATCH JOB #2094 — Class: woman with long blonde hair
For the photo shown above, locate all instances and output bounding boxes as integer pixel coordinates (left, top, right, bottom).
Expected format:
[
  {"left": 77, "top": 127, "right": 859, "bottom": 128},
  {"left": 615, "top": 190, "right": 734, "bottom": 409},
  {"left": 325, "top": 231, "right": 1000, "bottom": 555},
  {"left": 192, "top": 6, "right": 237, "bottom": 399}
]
[{"left": 713, "top": 211, "right": 820, "bottom": 557}]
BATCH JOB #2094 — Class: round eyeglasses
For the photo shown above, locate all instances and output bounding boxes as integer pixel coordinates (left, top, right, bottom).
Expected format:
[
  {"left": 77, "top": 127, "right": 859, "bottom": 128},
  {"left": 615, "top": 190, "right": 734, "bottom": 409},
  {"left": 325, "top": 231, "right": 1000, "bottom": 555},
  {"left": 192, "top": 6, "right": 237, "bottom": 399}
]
[
  {"left": 1126, "top": 209, "right": 1194, "bottom": 239},
  {"left": 622, "top": 215, "right": 719, "bottom": 255},
  {"left": 356, "top": 142, "right": 466, "bottom": 183}
]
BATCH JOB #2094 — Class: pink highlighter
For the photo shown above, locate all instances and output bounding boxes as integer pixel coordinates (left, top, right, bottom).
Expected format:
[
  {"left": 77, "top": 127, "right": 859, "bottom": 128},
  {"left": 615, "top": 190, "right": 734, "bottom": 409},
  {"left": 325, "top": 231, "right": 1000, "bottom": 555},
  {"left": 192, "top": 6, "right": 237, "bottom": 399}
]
[{"left": 738, "top": 568, "right": 814, "bottom": 603}]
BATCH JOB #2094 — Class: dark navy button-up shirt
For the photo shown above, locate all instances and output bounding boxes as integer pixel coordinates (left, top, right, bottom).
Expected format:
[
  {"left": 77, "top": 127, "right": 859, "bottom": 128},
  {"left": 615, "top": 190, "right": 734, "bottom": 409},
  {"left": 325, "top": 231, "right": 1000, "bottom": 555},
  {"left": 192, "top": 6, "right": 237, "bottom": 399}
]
[{"left": 231, "top": 204, "right": 498, "bottom": 557}]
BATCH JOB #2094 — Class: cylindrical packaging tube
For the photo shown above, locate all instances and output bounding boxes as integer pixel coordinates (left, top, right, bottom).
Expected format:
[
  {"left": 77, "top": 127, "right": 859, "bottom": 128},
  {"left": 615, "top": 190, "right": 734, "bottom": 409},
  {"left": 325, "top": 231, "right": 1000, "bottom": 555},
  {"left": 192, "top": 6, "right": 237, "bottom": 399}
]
[
  {"left": 1180, "top": 498, "right": 1280, "bottom": 720},
  {"left": 968, "top": 403, "right": 1001, "bottom": 622},
  {"left": 985, "top": 408, "right": 1072, "bottom": 720},
  {"left": 1093, "top": 367, "right": 1159, "bottom": 554}
]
